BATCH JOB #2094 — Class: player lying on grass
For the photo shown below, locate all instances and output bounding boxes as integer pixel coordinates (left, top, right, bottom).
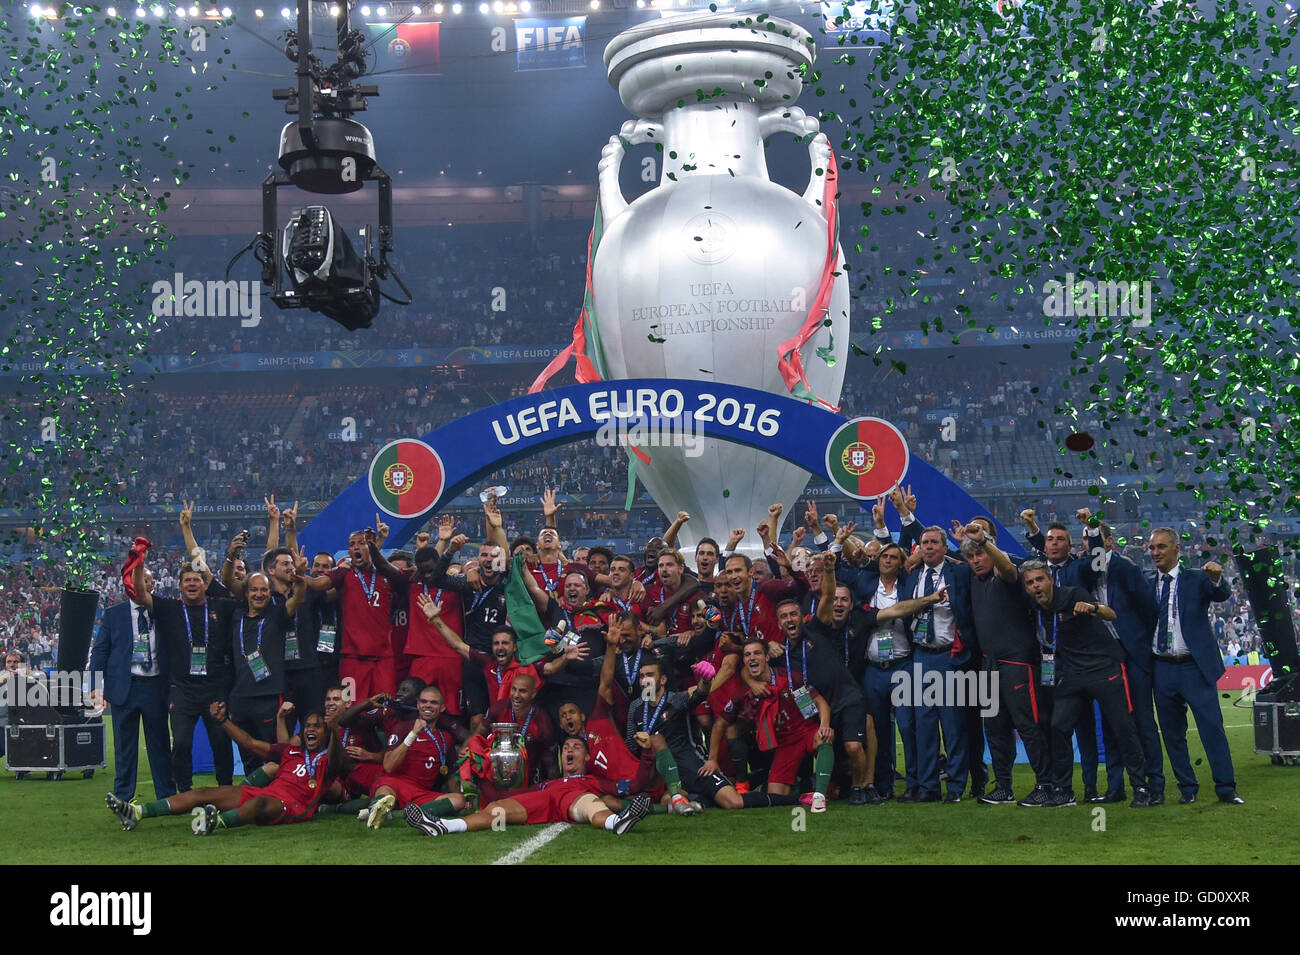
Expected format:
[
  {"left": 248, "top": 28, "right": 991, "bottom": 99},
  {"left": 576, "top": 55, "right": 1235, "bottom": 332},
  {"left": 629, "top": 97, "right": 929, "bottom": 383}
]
[
  {"left": 106, "top": 701, "right": 341, "bottom": 834},
  {"left": 404, "top": 736, "right": 652, "bottom": 838}
]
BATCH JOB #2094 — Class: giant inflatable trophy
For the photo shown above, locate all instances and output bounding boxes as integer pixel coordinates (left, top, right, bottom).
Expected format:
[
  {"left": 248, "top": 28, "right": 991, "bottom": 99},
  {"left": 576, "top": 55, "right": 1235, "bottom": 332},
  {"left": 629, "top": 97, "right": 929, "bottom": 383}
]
[{"left": 592, "top": 12, "right": 849, "bottom": 554}]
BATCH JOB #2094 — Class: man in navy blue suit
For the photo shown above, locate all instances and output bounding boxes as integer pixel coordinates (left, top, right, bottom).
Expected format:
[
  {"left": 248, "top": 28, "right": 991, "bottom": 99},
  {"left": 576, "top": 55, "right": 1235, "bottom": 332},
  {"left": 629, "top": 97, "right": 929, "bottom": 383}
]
[
  {"left": 897, "top": 519, "right": 976, "bottom": 802},
  {"left": 1146, "top": 527, "right": 1242, "bottom": 804},
  {"left": 91, "top": 562, "right": 177, "bottom": 804}
]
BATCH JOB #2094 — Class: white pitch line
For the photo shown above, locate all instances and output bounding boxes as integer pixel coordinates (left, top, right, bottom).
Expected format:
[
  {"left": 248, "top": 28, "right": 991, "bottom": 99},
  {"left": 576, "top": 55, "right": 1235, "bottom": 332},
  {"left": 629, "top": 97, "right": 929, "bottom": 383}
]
[{"left": 490, "top": 822, "right": 570, "bottom": 866}]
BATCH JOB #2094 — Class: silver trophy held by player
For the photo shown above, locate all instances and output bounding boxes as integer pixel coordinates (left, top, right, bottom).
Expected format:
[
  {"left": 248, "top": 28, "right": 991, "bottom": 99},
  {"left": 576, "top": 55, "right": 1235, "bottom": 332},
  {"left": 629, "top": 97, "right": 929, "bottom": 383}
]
[
  {"left": 489, "top": 723, "right": 527, "bottom": 790},
  {"left": 592, "top": 13, "right": 850, "bottom": 556}
]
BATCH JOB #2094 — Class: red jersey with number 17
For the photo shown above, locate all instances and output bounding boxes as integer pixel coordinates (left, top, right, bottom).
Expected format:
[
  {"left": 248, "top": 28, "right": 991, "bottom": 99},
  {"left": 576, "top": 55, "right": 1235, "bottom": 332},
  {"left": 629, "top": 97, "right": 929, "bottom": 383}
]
[
  {"left": 584, "top": 696, "right": 641, "bottom": 781},
  {"left": 326, "top": 566, "right": 395, "bottom": 658}
]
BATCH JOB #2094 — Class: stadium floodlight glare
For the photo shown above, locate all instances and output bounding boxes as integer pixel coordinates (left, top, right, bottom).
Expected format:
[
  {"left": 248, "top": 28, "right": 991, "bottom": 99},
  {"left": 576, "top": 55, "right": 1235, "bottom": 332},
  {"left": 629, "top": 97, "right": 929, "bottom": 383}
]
[
  {"left": 433, "top": 2, "right": 443, "bottom": 11},
  {"left": 359, "top": 4, "right": 369, "bottom": 12},
  {"left": 189, "top": 3, "right": 199, "bottom": 13},
  {"left": 492, "top": 0, "right": 503, "bottom": 11},
  {"left": 375, "top": 4, "right": 386, "bottom": 13},
  {"left": 106, "top": 5, "right": 117, "bottom": 15},
  {"left": 176, "top": 6, "right": 187, "bottom": 15},
  {"left": 151, "top": 4, "right": 163, "bottom": 15},
  {"left": 451, "top": 2, "right": 460, "bottom": 12},
  {"left": 411, "top": 3, "right": 420, "bottom": 12},
  {"left": 222, "top": 6, "right": 232, "bottom": 14},
  {"left": 478, "top": 2, "right": 487, "bottom": 11},
  {"left": 590, "top": 0, "right": 598, "bottom": 7},
  {"left": 29, "top": 3, "right": 42, "bottom": 15},
  {"left": 519, "top": 0, "right": 529, "bottom": 9},
  {"left": 136, "top": 5, "right": 146, "bottom": 15},
  {"left": 254, "top": 6, "right": 263, "bottom": 14}
]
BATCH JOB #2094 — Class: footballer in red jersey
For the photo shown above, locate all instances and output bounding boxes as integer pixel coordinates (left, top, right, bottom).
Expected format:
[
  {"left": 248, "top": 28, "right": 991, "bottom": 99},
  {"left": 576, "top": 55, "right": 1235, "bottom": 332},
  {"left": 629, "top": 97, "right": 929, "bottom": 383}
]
[
  {"left": 715, "top": 638, "right": 836, "bottom": 812},
  {"left": 404, "top": 736, "right": 652, "bottom": 838},
  {"left": 643, "top": 550, "right": 699, "bottom": 637},
  {"left": 316, "top": 682, "right": 386, "bottom": 799},
  {"left": 306, "top": 524, "right": 405, "bottom": 699},
  {"left": 361, "top": 685, "right": 467, "bottom": 828},
  {"left": 600, "top": 555, "right": 647, "bottom": 619},
  {"left": 721, "top": 552, "right": 808, "bottom": 652},
  {"left": 106, "top": 703, "right": 341, "bottom": 833},
  {"left": 405, "top": 563, "right": 466, "bottom": 716}
]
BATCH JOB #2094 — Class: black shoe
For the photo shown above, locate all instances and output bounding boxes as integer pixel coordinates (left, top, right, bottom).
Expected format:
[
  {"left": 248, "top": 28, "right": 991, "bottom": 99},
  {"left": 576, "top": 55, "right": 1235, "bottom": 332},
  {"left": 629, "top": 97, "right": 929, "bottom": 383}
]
[
  {"left": 1178, "top": 792, "right": 1198, "bottom": 805},
  {"left": 943, "top": 792, "right": 962, "bottom": 804},
  {"left": 1099, "top": 789, "right": 1127, "bottom": 804},
  {"left": 1047, "top": 789, "right": 1077, "bottom": 808},
  {"left": 1129, "top": 788, "right": 1151, "bottom": 808},
  {"left": 1083, "top": 788, "right": 1100, "bottom": 803},
  {"left": 878, "top": 786, "right": 895, "bottom": 802},
  {"left": 1017, "top": 785, "right": 1054, "bottom": 808},
  {"left": 1148, "top": 792, "right": 1165, "bottom": 806},
  {"left": 898, "top": 787, "right": 921, "bottom": 803},
  {"left": 917, "top": 791, "right": 941, "bottom": 803},
  {"left": 978, "top": 786, "right": 1017, "bottom": 805},
  {"left": 1217, "top": 791, "right": 1244, "bottom": 805},
  {"left": 853, "top": 785, "right": 884, "bottom": 805}
]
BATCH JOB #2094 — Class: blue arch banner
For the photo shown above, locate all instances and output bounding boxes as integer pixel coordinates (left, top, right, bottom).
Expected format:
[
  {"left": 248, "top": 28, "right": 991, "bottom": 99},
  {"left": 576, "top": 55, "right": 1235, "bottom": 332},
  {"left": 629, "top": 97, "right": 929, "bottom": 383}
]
[{"left": 298, "top": 379, "right": 1023, "bottom": 558}]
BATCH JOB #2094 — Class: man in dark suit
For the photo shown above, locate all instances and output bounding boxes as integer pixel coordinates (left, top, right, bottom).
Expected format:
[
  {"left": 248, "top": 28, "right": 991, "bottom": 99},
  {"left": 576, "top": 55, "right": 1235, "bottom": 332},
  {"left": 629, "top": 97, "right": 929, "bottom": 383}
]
[
  {"left": 91, "top": 564, "right": 176, "bottom": 804},
  {"left": 898, "top": 520, "right": 977, "bottom": 802},
  {"left": 1090, "top": 520, "right": 1163, "bottom": 802},
  {"left": 1147, "top": 527, "right": 1242, "bottom": 804},
  {"left": 1022, "top": 509, "right": 1114, "bottom": 800}
]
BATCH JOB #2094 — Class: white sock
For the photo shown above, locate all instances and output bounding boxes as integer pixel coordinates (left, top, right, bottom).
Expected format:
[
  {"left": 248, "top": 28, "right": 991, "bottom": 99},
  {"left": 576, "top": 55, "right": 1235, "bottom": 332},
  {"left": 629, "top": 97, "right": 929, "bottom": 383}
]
[
  {"left": 603, "top": 815, "right": 617, "bottom": 831},
  {"left": 444, "top": 818, "right": 468, "bottom": 833}
]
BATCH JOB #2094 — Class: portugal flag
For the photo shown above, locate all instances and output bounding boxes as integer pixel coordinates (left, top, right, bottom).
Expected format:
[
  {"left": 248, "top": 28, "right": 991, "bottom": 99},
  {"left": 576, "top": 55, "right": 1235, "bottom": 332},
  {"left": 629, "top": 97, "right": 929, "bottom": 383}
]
[
  {"left": 825, "top": 417, "right": 910, "bottom": 500},
  {"left": 369, "top": 439, "right": 444, "bottom": 518},
  {"left": 367, "top": 21, "right": 441, "bottom": 75}
]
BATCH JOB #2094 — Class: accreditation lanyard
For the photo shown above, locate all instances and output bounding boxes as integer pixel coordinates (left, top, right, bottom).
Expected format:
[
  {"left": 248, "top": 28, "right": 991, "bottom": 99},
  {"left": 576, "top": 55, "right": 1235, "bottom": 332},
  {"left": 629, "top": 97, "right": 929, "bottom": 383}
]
[
  {"left": 422, "top": 583, "right": 444, "bottom": 610},
  {"left": 621, "top": 647, "right": 643, "bottom": 689},
  {"left": 469, "top": 582, "right": 500, "bottom": 614},
  {"left": 423, "top": 727, "right": 447, "bottom": 767},
  {"left": 642, "top": 692, "right": 669, "bottom": 734},
  {"left": 354, "top": 566, "right": 378, "bottom": 601},
  {"left": 784, "top": 638, "right": 813, "bottom": 691},
  {"left": 238, "top": 615, "right": 266, "bottom": 656},
  {"left": 184, "top": 600, "right": 209, "bottom": 647},
  {"left": 538, "top": 561, "right": 562, "bottom": 593},
  {"left": 725, "top": 585, "right": 758, "bottom": 634},
  {"left": 301, "top": 747, "right": 325, "bottom": 785},
  {"left": 1036, "top": 610, "right": 1058, "bottom": 652}
]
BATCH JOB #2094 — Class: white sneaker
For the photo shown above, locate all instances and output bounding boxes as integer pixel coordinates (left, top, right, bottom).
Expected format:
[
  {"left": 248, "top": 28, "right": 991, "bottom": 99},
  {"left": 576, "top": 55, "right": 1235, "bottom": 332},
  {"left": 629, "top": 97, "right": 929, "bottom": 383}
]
[
  {"left": 810, "top": 793, "right": 827, "bottom": 814},
  {"left": 669, "top": 794, "right": 697, "bottom": 816}
]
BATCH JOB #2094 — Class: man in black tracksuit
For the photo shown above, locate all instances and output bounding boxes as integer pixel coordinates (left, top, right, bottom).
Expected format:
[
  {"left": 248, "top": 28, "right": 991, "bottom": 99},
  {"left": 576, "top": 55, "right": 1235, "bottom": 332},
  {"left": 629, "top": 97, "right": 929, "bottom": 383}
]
[
  {"left": 958, "top": 527, "right": 1052, "bottom": 807},
  {"left": 1020, "top": 560, "right": 1150, "bottom": 809}
]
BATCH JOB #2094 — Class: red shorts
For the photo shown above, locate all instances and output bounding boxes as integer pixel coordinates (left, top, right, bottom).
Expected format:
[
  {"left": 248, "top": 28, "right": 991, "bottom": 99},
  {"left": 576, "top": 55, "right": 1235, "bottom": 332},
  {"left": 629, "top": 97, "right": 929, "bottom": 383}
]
[
  {"left": 340, "top": 656, "right": 396, "bottom": 701},
  {"left": 507, "top": 786, "right": 578, "bottom": 825},
  {"left": 344, "top": 762, "right": 384, "bottom": 799},
  {"left": 407, "top": 655, "right": 464, "bottom": 715},
  {"left": 767, "top": 724, "right": 820, "bottom": 787},
  {"left": 238, "top": 782, "right": 316, "bottom": 824},
  {"left": 373, "top": 773, "right": 442, "bottom": 808}
]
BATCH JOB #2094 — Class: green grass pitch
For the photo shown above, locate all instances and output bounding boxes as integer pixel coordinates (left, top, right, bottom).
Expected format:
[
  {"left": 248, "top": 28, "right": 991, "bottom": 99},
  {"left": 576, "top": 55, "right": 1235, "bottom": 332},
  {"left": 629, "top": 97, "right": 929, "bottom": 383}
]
[{"left": 7, "top": 695, "right": 1298, "bottom": 865}]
